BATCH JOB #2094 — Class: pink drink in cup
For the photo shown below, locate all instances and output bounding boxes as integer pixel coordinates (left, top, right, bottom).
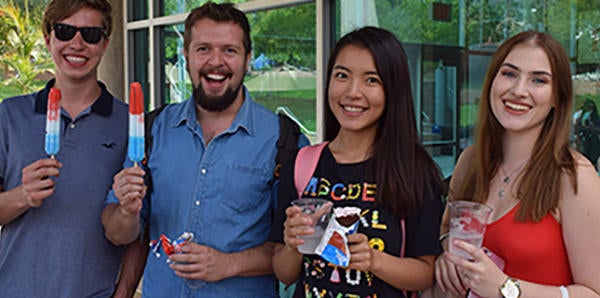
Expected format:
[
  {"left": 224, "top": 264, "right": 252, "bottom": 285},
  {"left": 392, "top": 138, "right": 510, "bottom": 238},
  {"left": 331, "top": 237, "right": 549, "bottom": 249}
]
[{"left": 448, "top": 200, "right": 493, "bottom": 259}]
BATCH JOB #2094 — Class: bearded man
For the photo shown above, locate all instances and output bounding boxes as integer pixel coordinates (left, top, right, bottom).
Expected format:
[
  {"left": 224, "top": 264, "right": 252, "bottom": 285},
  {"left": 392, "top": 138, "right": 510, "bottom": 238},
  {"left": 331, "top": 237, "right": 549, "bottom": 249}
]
[{"left": 101, "top": 3, "right": 307, "bottom": 297}]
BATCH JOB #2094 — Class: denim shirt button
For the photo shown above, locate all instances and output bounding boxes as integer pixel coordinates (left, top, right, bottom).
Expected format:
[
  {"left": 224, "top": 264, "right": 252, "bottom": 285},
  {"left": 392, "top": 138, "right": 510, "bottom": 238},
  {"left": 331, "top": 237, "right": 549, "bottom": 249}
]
[
  {"left": 201, "top": 168, "right": 207, "bottom": 174},
  {"left": 195, "top": 200, "right": 200, "bottom": 206}
]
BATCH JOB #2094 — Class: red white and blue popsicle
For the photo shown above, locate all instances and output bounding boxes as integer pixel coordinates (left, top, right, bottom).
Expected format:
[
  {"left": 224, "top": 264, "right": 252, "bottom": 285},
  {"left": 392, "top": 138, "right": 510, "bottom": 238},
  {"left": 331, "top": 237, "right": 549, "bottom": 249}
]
[
  {"left": 45, "top": 88, "right": 61, "bottom": 159},
  {"left": 128, "top": 82, "right": 144, "bottom": 166}
]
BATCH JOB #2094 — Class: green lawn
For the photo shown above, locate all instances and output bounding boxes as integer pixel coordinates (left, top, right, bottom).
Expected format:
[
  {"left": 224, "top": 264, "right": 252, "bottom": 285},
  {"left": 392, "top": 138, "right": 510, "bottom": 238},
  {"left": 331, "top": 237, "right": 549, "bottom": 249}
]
[{"left": 251, "top": 90, "right": 317, "bottom": 133}]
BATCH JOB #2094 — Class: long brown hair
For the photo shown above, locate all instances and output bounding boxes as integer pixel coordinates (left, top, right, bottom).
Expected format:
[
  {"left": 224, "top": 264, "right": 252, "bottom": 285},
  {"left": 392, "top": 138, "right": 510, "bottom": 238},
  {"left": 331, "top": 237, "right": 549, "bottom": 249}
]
[
  {"left": 324, "top": 27, "right": 443, "bottom": 218},
  {"left": 456, "top": 31, "right": 577, "bottom": 221}
]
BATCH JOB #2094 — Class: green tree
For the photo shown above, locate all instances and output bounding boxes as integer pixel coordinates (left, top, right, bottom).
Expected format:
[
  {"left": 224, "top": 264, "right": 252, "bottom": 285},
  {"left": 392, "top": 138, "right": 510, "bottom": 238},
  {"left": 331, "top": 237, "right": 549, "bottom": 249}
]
[
  {"left": 376, "top": 0, "right": 460, "bottom": 46},
  {"left": 250, "top": 3, "right": 316, "bottom": 69},
  {"left": 0, "top": 0, "right": 52, "bottom": 96}
]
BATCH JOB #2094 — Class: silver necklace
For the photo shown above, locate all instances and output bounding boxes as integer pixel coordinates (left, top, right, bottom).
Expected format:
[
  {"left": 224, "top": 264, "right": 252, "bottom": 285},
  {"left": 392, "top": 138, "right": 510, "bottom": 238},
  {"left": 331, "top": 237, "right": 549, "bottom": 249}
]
[{"left": 498, "top": 158, "right": 529, "bottom": 199}]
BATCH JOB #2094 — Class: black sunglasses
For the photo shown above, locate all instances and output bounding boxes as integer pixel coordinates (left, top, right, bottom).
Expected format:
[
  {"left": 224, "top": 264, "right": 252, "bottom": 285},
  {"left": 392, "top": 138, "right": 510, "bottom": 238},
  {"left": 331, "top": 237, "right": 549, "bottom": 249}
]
[{"left": 52, "top": 23, "right": 106, "bottom": 44}]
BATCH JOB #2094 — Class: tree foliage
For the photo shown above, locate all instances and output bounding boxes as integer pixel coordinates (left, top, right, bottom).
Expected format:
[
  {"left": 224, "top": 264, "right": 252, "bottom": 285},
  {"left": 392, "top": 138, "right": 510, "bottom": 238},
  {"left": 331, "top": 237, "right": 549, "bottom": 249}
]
[
  {"left": 376, "top": 0, "right": 459, "bottom": 46},
  {"left": 249, "top": 3, "right": 316, "bottom": 69},
  {"left": 0, "top": 0, "right": 52, "bottom": 95}
]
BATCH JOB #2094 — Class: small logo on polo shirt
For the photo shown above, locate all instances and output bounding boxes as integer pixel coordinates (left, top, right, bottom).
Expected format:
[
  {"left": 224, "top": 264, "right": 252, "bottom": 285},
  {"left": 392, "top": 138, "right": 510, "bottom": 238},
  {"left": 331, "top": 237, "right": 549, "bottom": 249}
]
[{"left": 102, "top": 142, "right": 116, "bottom": 149}]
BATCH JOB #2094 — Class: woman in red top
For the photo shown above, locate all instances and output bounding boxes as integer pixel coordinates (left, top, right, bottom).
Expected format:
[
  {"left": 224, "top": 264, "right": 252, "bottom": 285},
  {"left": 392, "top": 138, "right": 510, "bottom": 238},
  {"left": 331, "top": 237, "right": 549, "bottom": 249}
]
[{"left": 434, "top": 31, "right": 600, "bottom": 298}]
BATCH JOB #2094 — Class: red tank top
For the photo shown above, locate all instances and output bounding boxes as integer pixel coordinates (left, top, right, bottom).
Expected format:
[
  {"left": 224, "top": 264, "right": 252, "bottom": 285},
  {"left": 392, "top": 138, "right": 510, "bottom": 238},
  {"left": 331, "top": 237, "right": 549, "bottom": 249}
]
[{"left": 482, "top": 204, "right": 572, "bottom": 285}]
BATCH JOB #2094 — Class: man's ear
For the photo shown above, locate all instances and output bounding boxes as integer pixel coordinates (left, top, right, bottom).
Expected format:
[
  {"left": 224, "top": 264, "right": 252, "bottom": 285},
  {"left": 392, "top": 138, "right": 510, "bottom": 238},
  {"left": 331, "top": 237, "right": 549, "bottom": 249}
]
[
  {"left": 44, "top": 34, "right": 51, "bottom": 50},
  {"left": 245, "top": 51, "right": 252, "bottom": 72},
  {"left": 101, "top": 37, "right": 110, "bottom": 53}
]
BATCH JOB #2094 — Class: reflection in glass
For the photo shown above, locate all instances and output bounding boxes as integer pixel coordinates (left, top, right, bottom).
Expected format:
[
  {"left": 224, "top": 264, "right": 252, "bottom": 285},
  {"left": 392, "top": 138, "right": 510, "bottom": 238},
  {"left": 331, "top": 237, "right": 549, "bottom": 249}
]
[
  {"left": 128, "top": 0, "right": 148, "bottom": 21},
  {"left": 335, "top": 0, "right": 459, "bottom": 45},
  {"left": 131, "top": 0, "right": 599, "bottom": 175},
  {"left": 129, "top": 29, "right": 150, "bottom": 110},
  {"left": 160, "top": 24, "right": 189, "bottom": 105},
  {"left": 330, "top": 0, "right": 599, "bottom": 176},
  {"left": 427, "top": 144, "right": 460, "bottom": 182},
  {"left": 246, "top": 4, "right": 317, "bottom": 140},
  {"left": 156, "top": 3, "right": 317, "bottom": 140},
  {"left": 158, "top": 0, "right": 249, "bottom": 17}
]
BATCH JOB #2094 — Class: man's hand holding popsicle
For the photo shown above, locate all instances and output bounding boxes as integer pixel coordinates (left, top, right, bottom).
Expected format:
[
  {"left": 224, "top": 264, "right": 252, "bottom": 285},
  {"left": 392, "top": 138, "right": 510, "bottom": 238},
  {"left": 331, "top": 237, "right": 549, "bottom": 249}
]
[
  {"left": 22, "top": 88, "right": 64, "bottom": 208},
  {"left": 113, "top": 82, "right": 146, "bottom": 216}
]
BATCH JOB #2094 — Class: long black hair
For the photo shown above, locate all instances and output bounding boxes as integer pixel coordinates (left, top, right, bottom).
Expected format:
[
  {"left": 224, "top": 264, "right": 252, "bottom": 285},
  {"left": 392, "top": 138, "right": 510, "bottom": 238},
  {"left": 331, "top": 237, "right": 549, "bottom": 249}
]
[{"left": 324, "top": 26, "right": 443, "bottom": 218}]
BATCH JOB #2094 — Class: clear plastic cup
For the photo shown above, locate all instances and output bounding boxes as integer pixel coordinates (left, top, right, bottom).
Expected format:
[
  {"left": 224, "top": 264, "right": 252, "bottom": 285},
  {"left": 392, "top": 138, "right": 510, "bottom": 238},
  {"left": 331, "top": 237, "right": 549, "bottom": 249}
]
[
  {"left": 291, "top": 198, "right": 333, "bottom": 254},
  {"left": 448, "top": 200, "right": 493, "bottom": 259}
]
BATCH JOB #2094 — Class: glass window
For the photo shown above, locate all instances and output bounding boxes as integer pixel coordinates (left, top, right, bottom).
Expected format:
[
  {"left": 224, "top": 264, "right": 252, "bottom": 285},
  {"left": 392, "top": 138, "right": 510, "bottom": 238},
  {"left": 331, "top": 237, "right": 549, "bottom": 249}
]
[
  {"left": 467, "top": 0, "right": 548, "bottom": 46},
  {"left": 464, "top": 51, "right": 493, "bottom": 149},
  {"left": 155, "top": 2, "right": 317, "bottom": 140},
  {"left": 128, "top": 0, "right": 148, "bottom": 21},
  {"left": 331, "top": 0, "right": 600, "bottom": 175},
  {"left": 571, "top": 6, "right": 600, "bottom": 171},
  {"left": 128, "top": 29, "right": 150, "bottom": 110},
  {"left": 374, "top": 1, "right": 460, "bottom": 46},
  {"left": 159, "top": 24, "right": 189, "bottom": 105},
  {"left": 126, "top": 0, "right": 599, "bottom": 174},
  {"left": 158, "top": 0, "right": 249, "bottom": 17},
  {"left": 410, "top": 43, "right": 463, "bottom": 178},
  {"left": 246, "top": 3, "right": 317, "bottom": 141}
]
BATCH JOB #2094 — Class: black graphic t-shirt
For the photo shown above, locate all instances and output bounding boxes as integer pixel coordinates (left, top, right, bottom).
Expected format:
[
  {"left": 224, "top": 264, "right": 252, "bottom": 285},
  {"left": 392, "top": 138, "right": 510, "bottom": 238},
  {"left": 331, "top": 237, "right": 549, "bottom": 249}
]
[{"left": 270, "top": 147, "right": 443, "bottom": 298}]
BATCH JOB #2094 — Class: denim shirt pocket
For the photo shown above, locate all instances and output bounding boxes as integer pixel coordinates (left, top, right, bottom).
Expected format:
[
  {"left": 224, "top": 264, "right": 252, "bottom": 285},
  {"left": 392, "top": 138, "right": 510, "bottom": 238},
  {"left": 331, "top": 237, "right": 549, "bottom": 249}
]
[{"left": 219, "top": 162, "right": 273, "bottom": 213}]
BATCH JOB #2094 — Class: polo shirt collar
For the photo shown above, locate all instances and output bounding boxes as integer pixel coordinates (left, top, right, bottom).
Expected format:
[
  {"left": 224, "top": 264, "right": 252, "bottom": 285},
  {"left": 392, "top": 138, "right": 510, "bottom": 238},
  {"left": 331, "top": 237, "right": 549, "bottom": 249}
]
[
  {"left": 34, "top": 78, "right": 114, "bottom": 116},
  {"left": 176, "top": 86, "right": 256, "bottom": 136}
]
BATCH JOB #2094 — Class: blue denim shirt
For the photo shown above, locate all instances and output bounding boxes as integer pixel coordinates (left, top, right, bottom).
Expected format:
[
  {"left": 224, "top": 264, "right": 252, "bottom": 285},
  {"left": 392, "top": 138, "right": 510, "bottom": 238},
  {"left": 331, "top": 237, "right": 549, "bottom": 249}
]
[{"left": 107, "top": 88, "right": 281, "bottom": 297}]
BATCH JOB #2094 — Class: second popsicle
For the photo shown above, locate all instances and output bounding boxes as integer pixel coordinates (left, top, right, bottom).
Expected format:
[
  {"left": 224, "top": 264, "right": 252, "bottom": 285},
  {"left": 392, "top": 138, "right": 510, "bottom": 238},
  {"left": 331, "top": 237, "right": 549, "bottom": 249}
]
[{"left": 128, "top": 82, "right": 145, "bottom": 166}]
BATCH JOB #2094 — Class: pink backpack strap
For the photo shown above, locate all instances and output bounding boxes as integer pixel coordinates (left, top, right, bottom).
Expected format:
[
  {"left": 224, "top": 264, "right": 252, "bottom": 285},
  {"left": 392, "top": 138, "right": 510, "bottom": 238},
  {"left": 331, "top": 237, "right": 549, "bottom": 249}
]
[
  {"left": 399, "top": 219, "right": 418, "bottom": 298},
  {"left": 294, "top": 142, "right": 329, "bottom": 198}
]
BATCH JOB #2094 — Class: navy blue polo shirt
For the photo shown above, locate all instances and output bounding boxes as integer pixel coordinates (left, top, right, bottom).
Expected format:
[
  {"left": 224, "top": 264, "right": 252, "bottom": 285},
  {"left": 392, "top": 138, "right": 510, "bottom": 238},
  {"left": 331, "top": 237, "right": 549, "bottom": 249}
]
[{"left": 0, "top": 79, "right": 129, "bottom": 297}]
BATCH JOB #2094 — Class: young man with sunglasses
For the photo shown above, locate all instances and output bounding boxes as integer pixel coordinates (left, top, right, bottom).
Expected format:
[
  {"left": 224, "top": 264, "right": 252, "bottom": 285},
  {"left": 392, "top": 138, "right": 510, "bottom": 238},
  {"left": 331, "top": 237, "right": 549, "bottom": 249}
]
[{"left": 0, "top": 0, "right": 128, "bottom": 296}]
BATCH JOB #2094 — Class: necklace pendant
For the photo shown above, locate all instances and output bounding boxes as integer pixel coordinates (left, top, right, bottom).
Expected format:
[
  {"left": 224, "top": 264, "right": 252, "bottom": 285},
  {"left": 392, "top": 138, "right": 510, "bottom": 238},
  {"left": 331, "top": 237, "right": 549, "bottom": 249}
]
[
  {"left": 498, "top": 188, "right": 505, "bottom": 198},
  {"left": 503, "top": 176, "right": 510, "bottom": 184}
]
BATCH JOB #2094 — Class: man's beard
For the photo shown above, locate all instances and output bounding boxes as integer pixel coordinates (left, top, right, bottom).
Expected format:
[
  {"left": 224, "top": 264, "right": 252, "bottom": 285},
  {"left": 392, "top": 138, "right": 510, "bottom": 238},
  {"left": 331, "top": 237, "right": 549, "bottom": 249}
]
[
  {"left": 192, "top": 68, "right": 243, "bottom": 112},
  {"left": 193, "top": 84, "right": 241, "bottom": 111}
]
